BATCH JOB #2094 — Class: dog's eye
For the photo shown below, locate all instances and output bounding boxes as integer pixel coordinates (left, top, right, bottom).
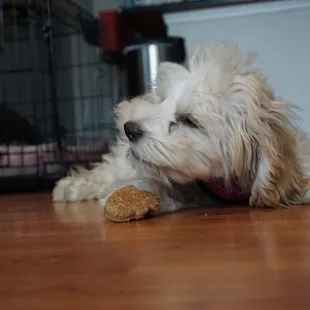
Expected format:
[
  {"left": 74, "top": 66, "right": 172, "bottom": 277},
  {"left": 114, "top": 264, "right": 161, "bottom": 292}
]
[
  {"left": 169, "top": 121, "right": 177, "bottom": 133},
  {"left": 177, "top": 115, "right": 199, "bottom": 128}
]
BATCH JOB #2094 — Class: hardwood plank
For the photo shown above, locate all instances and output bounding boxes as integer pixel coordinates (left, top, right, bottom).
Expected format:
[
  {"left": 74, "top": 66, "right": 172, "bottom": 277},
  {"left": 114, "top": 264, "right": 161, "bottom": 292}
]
[{"left": 1, "top": 193, "right": 310, "bottom": 310}]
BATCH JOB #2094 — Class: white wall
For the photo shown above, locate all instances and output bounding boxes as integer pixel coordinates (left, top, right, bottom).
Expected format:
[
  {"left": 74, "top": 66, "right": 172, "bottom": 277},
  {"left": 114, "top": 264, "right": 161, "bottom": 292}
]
[{"left": 164, "top": 0, "right": 310, "bottom": 132}]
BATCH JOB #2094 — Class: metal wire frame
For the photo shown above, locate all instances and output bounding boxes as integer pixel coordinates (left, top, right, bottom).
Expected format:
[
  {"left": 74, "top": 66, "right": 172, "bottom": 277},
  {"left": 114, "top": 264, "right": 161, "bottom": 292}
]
[{"left": 0, "top": 0, "right": 117, "bottom": 193}]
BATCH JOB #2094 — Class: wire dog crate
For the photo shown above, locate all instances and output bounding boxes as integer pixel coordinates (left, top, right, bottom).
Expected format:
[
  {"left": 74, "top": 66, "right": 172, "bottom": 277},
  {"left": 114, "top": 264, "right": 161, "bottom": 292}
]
[{"left": 0, "top": 0, "right": 117, "bottom": 193}]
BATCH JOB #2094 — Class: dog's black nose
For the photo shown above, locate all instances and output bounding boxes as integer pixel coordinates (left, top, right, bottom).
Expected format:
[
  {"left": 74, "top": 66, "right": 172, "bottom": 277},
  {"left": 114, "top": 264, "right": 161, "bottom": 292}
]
[{"left": 124, "top": 121, "right": 143, "bottom": 142}]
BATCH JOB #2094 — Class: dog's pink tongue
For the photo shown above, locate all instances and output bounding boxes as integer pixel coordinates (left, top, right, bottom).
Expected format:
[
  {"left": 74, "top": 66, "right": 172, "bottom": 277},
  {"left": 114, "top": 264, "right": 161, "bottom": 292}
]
[{"left": 201, "top": 178, "right": 251, "bottom": 202}]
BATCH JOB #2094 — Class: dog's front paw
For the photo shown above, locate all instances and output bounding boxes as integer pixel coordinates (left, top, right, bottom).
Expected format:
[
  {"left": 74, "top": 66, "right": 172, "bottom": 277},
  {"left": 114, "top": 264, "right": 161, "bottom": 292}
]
[
  {"left": 53, "top": 177, "right": 106, "bottom": 202},
  {"left": 52, "top": 177, "right": 90, "bottom": 202},
  {"left": 53, "top": 177, "right": 74, "bottom": 201}
]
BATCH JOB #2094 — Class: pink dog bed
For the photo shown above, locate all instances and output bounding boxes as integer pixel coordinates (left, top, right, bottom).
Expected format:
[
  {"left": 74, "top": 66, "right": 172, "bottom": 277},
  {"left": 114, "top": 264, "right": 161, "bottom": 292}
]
[
  {"left": 0, "top": 143, "right": 58, "bottom": 177},
  {"left": 0, "top": 140, "right": 108, "bottom": 177}
]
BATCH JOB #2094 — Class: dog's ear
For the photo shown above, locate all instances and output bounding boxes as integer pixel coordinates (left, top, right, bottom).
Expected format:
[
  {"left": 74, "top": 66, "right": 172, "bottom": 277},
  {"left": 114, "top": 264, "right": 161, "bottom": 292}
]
[
  {"left": 155, "top": 62, "right": 189, "bottom": 100},
  {"left": 223, "top": 66, "right": 307, "bottom": 207},
  {"left": 248, "top": 99, "right": 307, "bottom": 207}
]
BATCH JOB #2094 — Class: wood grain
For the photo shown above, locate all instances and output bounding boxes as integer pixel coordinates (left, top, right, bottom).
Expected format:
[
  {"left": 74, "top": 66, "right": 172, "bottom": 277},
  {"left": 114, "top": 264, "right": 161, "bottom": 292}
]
[{"left": 1, "top": 193, "right": 310, "bottom": 310}]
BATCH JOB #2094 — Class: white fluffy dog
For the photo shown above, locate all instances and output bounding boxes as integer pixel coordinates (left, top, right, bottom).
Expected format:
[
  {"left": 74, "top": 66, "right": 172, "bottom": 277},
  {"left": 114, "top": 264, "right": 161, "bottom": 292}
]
[{"left": 53, "top": 43, "right": 310, "bottom": 215}]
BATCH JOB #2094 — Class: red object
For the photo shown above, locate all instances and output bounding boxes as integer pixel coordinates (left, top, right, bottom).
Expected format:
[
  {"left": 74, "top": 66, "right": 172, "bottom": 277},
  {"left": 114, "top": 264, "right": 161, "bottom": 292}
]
[
  {"left": 200, "top": 178, "right": 251, "bottom": 203},
  {"left": 99, "top": 11, "right": 133, "bottom": 53}
]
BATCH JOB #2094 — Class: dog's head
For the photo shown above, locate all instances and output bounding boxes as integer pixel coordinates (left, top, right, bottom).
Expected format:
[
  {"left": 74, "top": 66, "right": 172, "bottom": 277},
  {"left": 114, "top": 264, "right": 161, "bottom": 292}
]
[{"left": 115, "top": 43, "right": 307, "bottom": 206}]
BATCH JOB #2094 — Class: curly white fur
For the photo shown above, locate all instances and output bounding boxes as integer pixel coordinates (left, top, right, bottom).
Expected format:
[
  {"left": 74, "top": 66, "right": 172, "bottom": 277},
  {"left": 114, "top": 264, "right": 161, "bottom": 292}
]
[{"left": 53, "top": 42, "right": 310, "bottom": 214}]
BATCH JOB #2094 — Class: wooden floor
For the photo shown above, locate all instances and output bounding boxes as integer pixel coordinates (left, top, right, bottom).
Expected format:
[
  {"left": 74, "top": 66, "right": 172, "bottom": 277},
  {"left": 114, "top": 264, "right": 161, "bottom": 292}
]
[{"left": 1, "top": 194, "right": 310, "bottom": 310}]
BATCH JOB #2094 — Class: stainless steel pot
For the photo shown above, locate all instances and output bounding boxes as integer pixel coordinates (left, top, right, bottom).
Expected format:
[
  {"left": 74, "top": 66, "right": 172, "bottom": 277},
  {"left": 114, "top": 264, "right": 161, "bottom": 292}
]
[{"left": 122, "top": 37, "right": 186, "bottom": 98}]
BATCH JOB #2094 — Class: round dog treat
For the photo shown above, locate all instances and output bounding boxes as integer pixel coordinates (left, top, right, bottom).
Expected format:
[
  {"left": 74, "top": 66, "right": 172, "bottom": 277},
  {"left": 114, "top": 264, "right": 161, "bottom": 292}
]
[{"left": 104, "top": 186, "right": 160, "bottom": 222}]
